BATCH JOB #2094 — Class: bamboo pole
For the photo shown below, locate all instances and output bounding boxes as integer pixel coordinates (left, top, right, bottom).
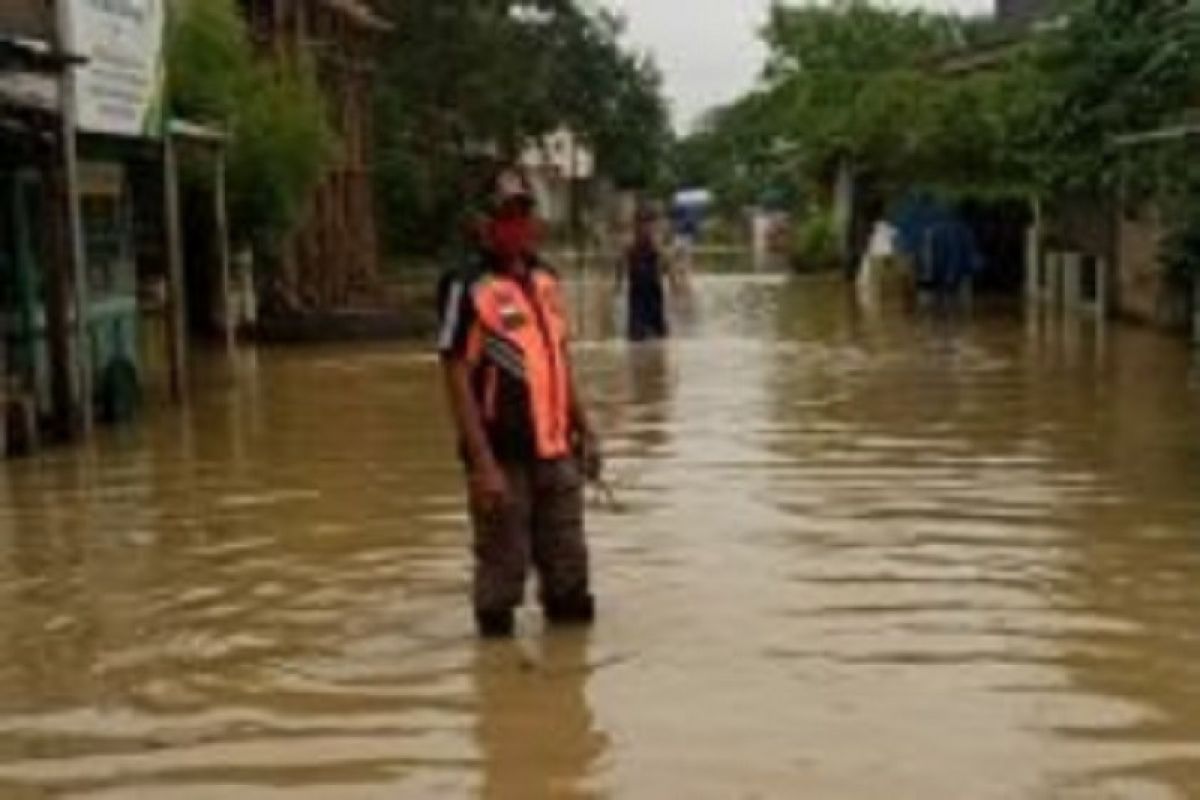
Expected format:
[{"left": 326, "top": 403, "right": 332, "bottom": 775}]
[
  {"left": 52, "top": 0, "right": 91, "bottom": 437},
  {"left": 163, "top": 132, "right": 188, "bottom": 401},
  {"left": 44, "top": 154, "right": 76, "bottom": 438},
  {"left": 215, "top": 153, "right": 235, "bottom": 356}
]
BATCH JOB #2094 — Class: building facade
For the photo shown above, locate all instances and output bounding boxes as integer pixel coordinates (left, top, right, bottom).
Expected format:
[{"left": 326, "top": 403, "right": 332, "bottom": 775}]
[
  {"left": 520, "top": 128, "right": 595, "bottom": 230},
  {"left": 239, "top": 0, "right": 388, "bottom": 311},
  {"left": 2, "top": 0, "right": 158, "bottom": 452}
]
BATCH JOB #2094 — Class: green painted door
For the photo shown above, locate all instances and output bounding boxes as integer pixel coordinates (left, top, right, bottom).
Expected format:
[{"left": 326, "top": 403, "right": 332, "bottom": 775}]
[{"left": 0, "top": 172, "right": 45, "bottom": 406}]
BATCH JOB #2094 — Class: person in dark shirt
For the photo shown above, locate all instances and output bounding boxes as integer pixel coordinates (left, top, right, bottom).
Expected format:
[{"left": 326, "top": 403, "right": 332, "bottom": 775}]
[{"left": 616, "top": 209, "right": 677, "bottom": 341}]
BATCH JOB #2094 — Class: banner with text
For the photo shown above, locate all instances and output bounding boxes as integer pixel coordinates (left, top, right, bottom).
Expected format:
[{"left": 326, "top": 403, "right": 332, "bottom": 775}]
[{"left": 68, "top": 0, "right": 165, "bottom": 139}]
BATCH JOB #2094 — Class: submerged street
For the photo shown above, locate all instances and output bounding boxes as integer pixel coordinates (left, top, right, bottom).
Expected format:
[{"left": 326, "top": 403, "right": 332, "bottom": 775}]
[{"left": 1, "top": 273, "right": 1200, "bottom": 798}]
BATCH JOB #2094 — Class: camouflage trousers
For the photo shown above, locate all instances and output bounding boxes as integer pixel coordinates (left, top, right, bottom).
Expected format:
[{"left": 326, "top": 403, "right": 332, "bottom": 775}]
[{"left": 469, "top": 458, "right": 591, "bottom": 614}]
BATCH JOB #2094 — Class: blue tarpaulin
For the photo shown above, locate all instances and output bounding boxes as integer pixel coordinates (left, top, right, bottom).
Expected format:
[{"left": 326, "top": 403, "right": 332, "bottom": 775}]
[{"left": 891, "top": 194, "right": 983, "bottom": 291}]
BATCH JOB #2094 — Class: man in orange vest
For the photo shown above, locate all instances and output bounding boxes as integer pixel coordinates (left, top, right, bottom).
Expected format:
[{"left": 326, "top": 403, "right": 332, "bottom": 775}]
[{"left": 438, "top": 168, "right": 600, "bottom": 638}]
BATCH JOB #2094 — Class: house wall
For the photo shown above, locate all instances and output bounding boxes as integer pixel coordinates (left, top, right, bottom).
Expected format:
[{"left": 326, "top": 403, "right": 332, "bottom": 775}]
[
  {"left": 1116, "top": 205, "right": 1165, "bottom": 324},
  {"left": 1113, "top": 202, "right": 1195, "bottom": 329},
  {"left": 521, "top": 129, "right": 595, "bottom": 230},
  {"left": 1041, "top": 196, "right": 1186, "bottom": 329},
  {"left": 242, "top": 0, "right": 385, "bottom": 311}
]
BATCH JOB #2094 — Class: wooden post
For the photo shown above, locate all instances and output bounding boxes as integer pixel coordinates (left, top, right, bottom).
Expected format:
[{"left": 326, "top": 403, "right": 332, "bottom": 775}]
[
  {"left": 163, "top": 132, "right": 188, "bottom": 401},
  {"left": 214, "top": 153, "right": 235, "bottom": 355},
  {"left": 1025, "top": 228, "right": 1042, "bottom": 303},
  {"left": 1, "top": 325, "right": 6, "bottom": 459},
  {"left": 1062, "top": 252, "right": 1083, "bottom": 311},
  {"left": 1092, "top": 257, "right": 1110, "bottom": 320},
  {"left": 570, "top": 137, "right": 585, "bottom": 332},
  {"left": 53, "top": 0, "right": 91, "bottom": 437},
  {"left": 1044, "top": 252, "right": 1062, "bottom": 309},
  {"left": 44, "top": 160, "right": 78, "bottom": 438},
  {"left": 1192, "top": 278, "right": 1200, "bottom": 347},
  {"left": 65, "top": 132, "right": 91, "bottom": 437}
]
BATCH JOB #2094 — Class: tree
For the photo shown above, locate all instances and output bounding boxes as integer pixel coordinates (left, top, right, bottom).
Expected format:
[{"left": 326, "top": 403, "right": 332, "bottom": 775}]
[
  {"left": 677, "top": 0, "right": 1200, "bottom": 286},
  {"left": 374, "top": 0, "right": 672, "bottom": 257},
  {"left": 760, "top": 1, "right": 958, "bottom": 177},
  {"left": 672, "top": 1, "right": 1022, "bottom": 215},
  {"left": 1024, "top": 0, "right": 1200, "bottom": 195},
  {"left": 167, "top": 0, "right": 333, "bottom": 250},
  {"left": 671, "top": 92, "right": 790, "bottom": 214},
  {"left": 1024, "top": 0, "right": 1200, "bottom": 281}
]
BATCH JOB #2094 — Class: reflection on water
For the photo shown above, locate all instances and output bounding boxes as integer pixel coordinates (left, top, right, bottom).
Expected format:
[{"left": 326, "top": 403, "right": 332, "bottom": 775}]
[
  {"left": 1, "top": 273, "right": 1199, "bottom": 798},
  {"left": 474, "top": 633, "right": 608, "bottom": 800}
]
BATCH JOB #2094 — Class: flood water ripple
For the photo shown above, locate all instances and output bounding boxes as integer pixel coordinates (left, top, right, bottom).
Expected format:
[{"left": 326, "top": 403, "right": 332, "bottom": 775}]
[{"left": 1, "top": 274, "right": 1199, "bottom": 798}]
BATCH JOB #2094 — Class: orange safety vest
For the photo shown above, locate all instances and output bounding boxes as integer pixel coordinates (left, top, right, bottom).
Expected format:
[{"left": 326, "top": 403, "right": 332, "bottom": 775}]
[{"left": 465, "top": 268, "right": 573, "bottom": 460}]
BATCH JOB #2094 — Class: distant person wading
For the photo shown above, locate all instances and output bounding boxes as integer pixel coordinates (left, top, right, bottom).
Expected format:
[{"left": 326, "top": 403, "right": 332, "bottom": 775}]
[{"left": 617, "top": 209, "right": 678, "bottom": 341}]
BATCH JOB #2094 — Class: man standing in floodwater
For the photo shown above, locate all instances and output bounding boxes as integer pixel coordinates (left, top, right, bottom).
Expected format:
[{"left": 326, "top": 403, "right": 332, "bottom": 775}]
[
  {"left": 437, "top": 168, "right": 601, "bottom": 639},
  {"left": 616, "top": 209, "right": 678, "bottom": 341}
]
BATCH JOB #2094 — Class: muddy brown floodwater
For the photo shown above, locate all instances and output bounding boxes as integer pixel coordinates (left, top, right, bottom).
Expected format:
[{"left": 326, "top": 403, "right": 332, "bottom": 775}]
[{"left": 2, "top": 274, "right": 1200, "bottom": 799}]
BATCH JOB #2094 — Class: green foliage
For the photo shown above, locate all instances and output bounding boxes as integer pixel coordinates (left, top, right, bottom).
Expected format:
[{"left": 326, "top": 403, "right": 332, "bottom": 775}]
[
  {"left": 902, "top": 63, "right": 1037, "bottom": 197},
  {"left": 1024, "top": 0, "right": 1200, "bottom": 198},
  {"left": 761, "top": 1, "right": 960, "bottom": 176},
  {"left": 374, "top": 0, "right": 671, "bottom": 257},
  {"left": 166, "top": 0, "right": 251, "bottom": 123},
  {"left": 167, "top": 0, "right": 333, "bottom": 248},
  {"left": 591, "top": 53, "right": 673, "bottom": 192},
  {"left": 673, "top": 1, "right": 1028, "bottom": 213},
  {"left": 1021, "top": 0, "right": 1200, "bottom": 287},
  {"left": 227, "top": 59, "right": 333, "bottom": 249},
  {"left": 671, "top": 91, "right": 790, "bottom": 215},
  {"left": 679, "top": 0, "right": 1200, "bottom": 227},
  {"left": 791, "top": 209, "right": 841, "bottom": 272}
]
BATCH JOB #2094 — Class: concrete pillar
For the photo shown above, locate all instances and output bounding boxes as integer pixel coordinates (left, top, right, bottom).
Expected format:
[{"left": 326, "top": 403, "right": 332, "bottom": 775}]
[
  {"left": 214, "top": 155, "right": 235, "bottom": 357},
  {"left": 1025, "top": 225, "right": 1042, "bottom": 303},
  {"left": 832, "top": 160, "right": 854, "bottom": 264},
  {"left": 55, "top": 0, "right": 92, "bottom": 438},
  {"left": 1193, "top": 279, "right": 1200, "bottom": 347},
  {"left": 163, "top": 133, "right": 188, "bottom": 402},
  {"left": 1043, "top": 251, "right": 1062, "bottom": 307},
  {"left": 1092, "top": 257, "right": 1110, "bottom": 320},
  {"left": 1062, "top": 252, "right": 1083, "bottom": 311}
]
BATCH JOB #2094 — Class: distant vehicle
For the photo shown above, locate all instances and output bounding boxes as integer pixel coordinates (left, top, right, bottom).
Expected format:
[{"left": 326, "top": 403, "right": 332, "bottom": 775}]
[
  {"left": 669, "top": 189, "right": 711, "bottom": 271},
  {"left": 672, "top": 188, "right": 714, "bottom": 210}
]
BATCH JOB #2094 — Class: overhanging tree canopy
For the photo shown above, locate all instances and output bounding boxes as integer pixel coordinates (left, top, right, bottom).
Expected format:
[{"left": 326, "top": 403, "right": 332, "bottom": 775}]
[
  {"left": 167, "top": 0, "right": 334, "bottom": 250},
  {"left": 374, "top": 0, "right": 672, "bottom": 257}
]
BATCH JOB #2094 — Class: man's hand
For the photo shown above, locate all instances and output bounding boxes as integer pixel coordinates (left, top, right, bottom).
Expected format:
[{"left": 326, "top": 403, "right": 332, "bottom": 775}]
[
  {"left": 580, "top": 429, "right": 605, "bottom": 483},
  {"left": 470, "top": 461, "right": 509, "bottom": 517}
]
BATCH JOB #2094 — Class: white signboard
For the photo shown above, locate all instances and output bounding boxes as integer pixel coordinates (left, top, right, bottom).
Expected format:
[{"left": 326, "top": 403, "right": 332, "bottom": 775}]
[{"left": 67, "top": 0, "right": 165, "bottom": 138}]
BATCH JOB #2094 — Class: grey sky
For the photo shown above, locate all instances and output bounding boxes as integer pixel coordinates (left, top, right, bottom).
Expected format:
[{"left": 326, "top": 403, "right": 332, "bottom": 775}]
[{"left": 602, "top": 0, "right": 994, "bottom": 130}]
